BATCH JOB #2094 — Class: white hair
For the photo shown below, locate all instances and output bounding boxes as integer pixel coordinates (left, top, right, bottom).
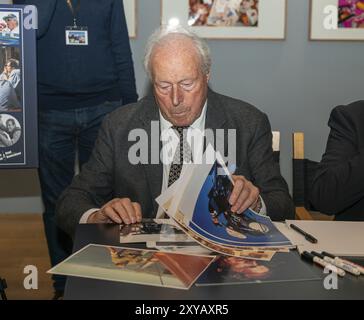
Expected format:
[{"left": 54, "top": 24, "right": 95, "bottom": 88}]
[{"left": 143, "top": 25, "right": 211, "bottom": 79}]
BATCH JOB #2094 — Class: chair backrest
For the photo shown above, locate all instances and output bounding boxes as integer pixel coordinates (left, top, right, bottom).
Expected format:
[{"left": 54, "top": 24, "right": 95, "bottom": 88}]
[
  {"left": 292, "top": 132, "right": 333, "bottom": 220},
  {"left": 292, "top": 132, "right": 318, "bottom": 209},
  {"left": 272, "top": 131, "right": 280, "bottom": 163}
]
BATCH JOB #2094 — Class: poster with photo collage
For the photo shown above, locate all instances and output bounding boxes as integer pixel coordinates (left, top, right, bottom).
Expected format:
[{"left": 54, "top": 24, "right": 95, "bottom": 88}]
[{"left": 0, "top": 4, "right": 37, "bottom": 167}]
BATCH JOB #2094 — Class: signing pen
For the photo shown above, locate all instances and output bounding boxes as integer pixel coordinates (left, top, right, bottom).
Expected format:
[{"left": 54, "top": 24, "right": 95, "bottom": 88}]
[
  {"left": 290, "top": 223, "right": 318, "bottom": 243},
  {"left": 322, "top": 251, "right": 364, "bottom": 275},
  {"left": 301, "top": 251, "right": 345, "bottom": 277},
  {"left": 311, "top": 251, "right": 360, "bottom": 276}
]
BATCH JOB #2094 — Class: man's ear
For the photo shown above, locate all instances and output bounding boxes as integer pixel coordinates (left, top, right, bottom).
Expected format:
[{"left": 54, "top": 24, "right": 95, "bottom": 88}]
[{"left": 206, "top": 72, "right": 210, "bottom": 82}]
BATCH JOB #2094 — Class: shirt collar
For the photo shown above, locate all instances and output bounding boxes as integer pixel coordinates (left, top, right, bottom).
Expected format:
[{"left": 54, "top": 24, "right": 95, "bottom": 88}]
[{"left": 159, "top": 100, "right": 207, "bottom": 132}]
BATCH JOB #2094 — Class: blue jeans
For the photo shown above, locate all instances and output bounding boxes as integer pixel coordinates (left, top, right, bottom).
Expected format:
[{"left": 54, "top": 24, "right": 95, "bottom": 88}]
[{"left": 38, "top": 101, "right": 121, "bottom": 291}]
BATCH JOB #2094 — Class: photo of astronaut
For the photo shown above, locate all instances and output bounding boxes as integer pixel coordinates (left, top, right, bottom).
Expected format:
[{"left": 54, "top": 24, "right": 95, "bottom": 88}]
[
  {"left": 208, "top": 164, "right": 270, "bottom": 238},
  {"left": 188, "top": 160, "right": 291, "bottom": 248}
]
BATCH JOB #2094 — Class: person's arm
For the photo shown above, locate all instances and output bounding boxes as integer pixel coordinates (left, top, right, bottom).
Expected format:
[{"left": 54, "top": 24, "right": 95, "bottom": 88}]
[
  {"left": 310, "top": 107, "right": 364, "bottom": 214},
  {"left": 244, "top": 113, "right": 295, "bottom": 221},
  {"left": 13, "top": 0, "right": 57, "bottom": 38},
  {"left": 110, "top": 0, "right": 138, "bottom": 105}
]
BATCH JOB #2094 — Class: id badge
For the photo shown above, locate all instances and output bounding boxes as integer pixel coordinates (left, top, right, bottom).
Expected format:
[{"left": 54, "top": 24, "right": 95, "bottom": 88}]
[{"left": 65, "top": 26, "right": 88, "bottom": 46}]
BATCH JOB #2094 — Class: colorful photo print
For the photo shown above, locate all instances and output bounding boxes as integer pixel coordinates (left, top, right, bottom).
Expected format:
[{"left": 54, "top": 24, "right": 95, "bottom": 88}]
[
  {"left": 0, "top": 10, "right": 20, "bottom": 45},
  {"left": 338, "top": 0, "right": 364, "bottom": 28},
  {"left": 189, "top": 161, "right": 291, "bottom": 247},
  {"left": 48, "top": 244, "right": 215, "bottom": 290},
  {"left": 188, "top": 0, "right": 259, "bottom": 27},
  {"left": 0, "top": 113, "right": 21, "bottom": 147},
  {"left": 196, "top": 252, "right": 321, "bottom": 286},
  {"left": 120, "top": 219, "right": 190, "bottom": 243},
  {"left": 0, "top": 46, "right": 21, "bottom": 111}
]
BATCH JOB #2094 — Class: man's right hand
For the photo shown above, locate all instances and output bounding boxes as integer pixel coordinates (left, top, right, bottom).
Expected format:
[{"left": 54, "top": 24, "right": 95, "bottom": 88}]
[{"left": 87, "top": 198, "right": 142, "bottom": 224}]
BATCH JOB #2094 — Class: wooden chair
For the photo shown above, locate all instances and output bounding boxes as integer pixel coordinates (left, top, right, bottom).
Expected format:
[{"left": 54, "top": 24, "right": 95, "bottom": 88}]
[
  {"left": 292, "top": 132, "right": 333, "bottom": 221},
  {"left": 272, "top": 131, "right": 280, "bottom": 163}
]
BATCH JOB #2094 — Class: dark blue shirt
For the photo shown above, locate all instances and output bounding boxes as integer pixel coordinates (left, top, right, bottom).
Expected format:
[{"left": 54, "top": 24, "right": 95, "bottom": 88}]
[{"left": 15, "top": 0, "right": 138, "bottom": 109}]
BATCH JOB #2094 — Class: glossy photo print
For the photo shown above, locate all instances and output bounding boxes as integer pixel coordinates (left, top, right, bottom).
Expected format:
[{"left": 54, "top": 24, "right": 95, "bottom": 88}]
[
  {"left": 120, "top": 219, "right": 190, "bottom": 243},
  {"left": 48, "top": 244, "right": 215, "bottom": 290},
  {"left": 186, "top": 161, "right": 292, "bottom": 248},
  {"left": 196, "top": 252, "right": 322, "bottom": 286}
]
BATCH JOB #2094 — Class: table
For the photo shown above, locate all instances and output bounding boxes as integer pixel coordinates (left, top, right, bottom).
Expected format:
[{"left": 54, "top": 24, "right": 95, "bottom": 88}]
[{"left": 64, "top": 224, "right": 364, "bottom": 300}]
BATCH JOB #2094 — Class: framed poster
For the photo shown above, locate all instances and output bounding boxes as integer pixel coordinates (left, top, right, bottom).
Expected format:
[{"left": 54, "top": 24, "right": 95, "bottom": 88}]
[
  {"left": 161, "top": 0, "right": 286, "bottom": 40},
  {"left": 310, "top": 0, "right": 364, "bottom": 40},
  {"left": 124, "top": 0, "right": 137, "bottom": 38},
  {"left": 0, "top": 4, "right": 37, "bottom": 168}
]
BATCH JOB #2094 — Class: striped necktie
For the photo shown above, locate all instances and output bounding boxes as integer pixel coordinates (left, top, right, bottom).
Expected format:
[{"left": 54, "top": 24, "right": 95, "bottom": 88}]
[{"left": 167, "top": 126, "right": 192, "bottom": 187}]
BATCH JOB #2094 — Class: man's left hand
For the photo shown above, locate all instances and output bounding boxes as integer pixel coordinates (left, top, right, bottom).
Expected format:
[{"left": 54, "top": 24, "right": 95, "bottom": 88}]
[{"left": 229, "top": 175, "right": 260, "bottom": 214}]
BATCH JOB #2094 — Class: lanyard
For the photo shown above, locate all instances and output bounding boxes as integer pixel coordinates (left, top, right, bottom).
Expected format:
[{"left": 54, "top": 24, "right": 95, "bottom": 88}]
[{"left": 66, "top": 0, "right": 81, "bottom": 27}]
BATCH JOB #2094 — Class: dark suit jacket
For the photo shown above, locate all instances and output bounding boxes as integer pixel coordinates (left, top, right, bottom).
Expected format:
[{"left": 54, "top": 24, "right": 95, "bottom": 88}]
[
  {"left": 310, "top": 101, "right": 364, "bottom": 221},
  {"left": 56, "top": 90, "right": 294, "bottom": 236}
]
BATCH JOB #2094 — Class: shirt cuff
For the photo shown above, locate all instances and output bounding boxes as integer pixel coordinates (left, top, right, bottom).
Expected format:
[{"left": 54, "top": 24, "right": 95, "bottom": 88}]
[
  {"left": 250, "top": 195, "right": 267, "bottom": 215},
  {"left": 258, "top": 196, "right": 267, "bottom": 215},
  {"left": 79, "top": 208, "right": 99, "bottom": 224}
]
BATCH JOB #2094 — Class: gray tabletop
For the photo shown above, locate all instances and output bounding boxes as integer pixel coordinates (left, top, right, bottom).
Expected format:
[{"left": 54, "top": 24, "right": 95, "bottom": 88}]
[{"left": 64, "top": 224, "right": 364, "bottom": 300}]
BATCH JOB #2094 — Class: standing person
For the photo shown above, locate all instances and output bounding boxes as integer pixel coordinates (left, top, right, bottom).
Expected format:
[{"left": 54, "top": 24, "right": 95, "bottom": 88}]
[{"left": 14, "top": 0, "right": 138, "bottom": 299}]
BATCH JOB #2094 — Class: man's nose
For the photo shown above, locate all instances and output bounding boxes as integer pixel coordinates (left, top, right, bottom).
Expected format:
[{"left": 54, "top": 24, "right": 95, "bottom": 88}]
[{"left": 171, "top": 84, "right": 183, "bottom": 107}]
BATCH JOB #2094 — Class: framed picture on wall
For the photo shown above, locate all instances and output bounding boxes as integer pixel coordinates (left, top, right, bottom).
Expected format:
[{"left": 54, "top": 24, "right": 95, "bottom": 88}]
[
  {"left": 310, "top": 0, "right": 364, "bottom": 40},
  {"left": 124, "top": 0, "right": 137, "bottom": 38},
  {"left": 161, "top": 0, "right": 286, "bottom": 40},
  {"left": 0, "top": 4, "right": 38, "bottom": 168}
]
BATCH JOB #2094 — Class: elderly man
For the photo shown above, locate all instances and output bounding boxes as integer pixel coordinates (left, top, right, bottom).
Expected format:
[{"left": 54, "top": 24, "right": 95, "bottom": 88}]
[{"left": 56, "top": 26, "right": 294, "bottom": 236}]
